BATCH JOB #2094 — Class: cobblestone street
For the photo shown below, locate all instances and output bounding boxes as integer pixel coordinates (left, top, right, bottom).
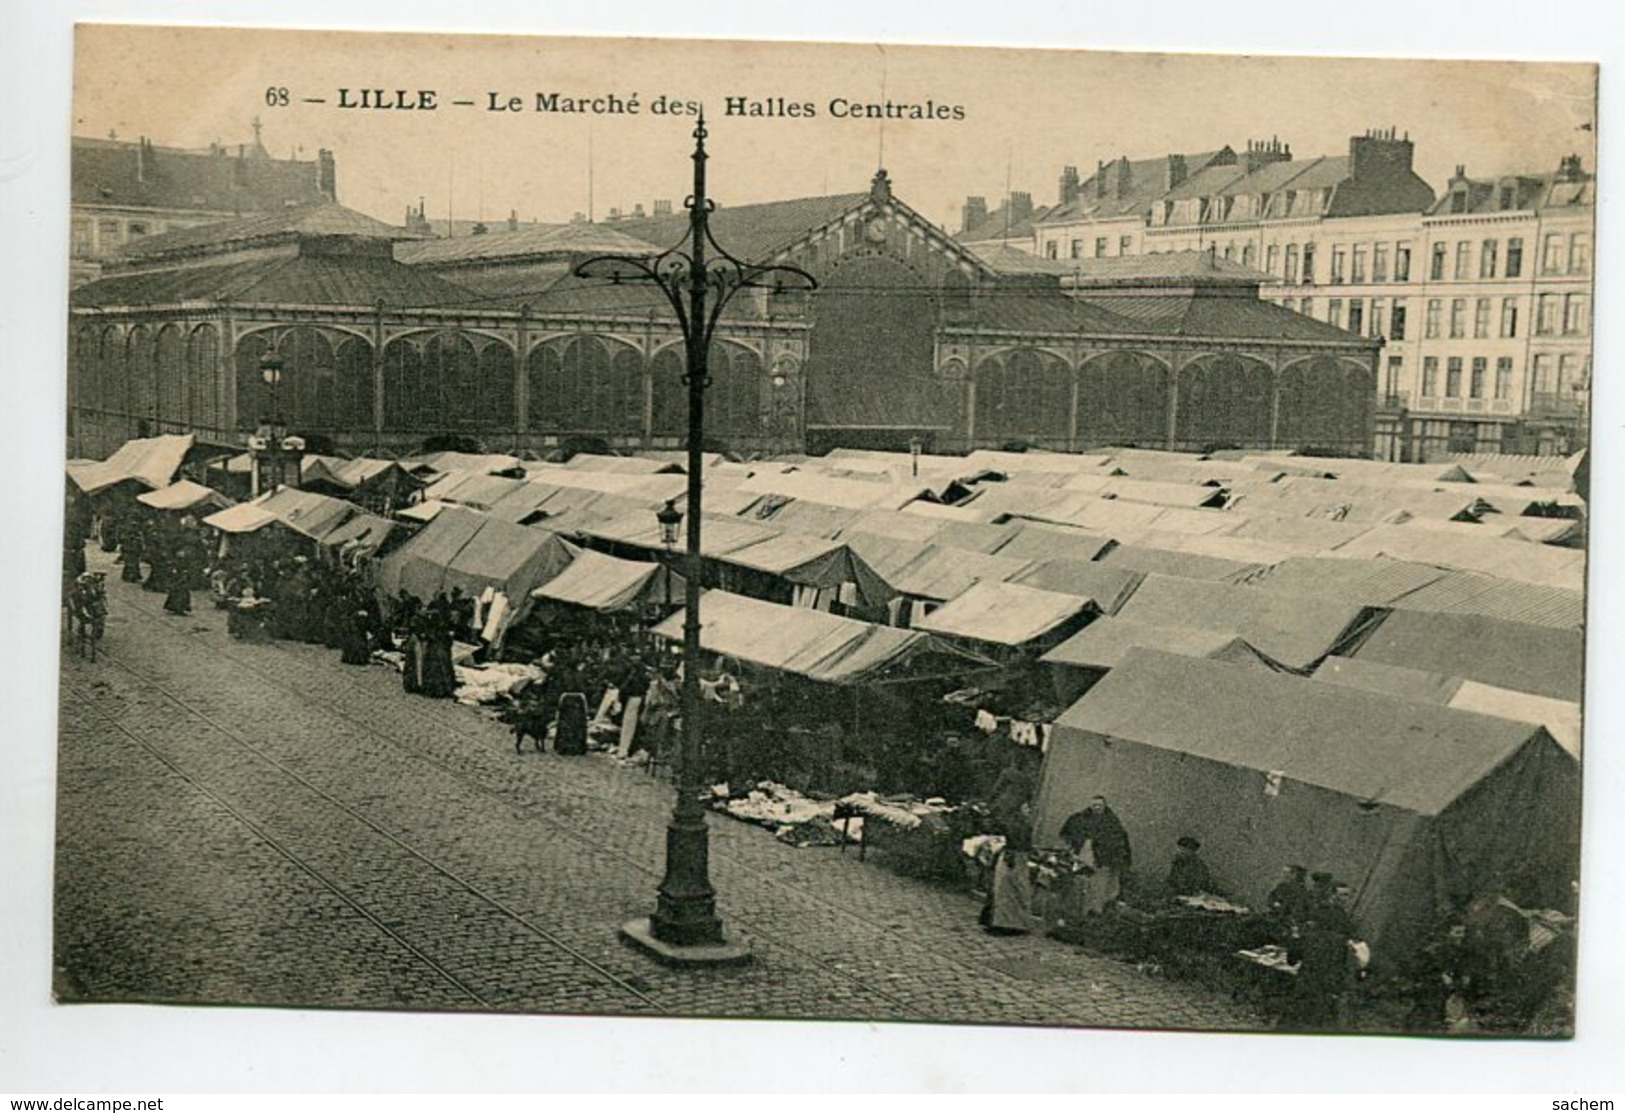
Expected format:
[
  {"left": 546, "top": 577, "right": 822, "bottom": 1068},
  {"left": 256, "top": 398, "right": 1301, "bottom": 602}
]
[{"left": 55, "top": 552, "right": 1259, "bottom": 1030}]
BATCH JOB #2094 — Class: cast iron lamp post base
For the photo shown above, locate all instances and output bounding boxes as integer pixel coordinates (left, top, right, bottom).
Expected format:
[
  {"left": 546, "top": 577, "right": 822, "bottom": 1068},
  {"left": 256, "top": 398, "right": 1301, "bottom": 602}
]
[{"left": 619, "top": 917, "right": 752, "bottom": 968}]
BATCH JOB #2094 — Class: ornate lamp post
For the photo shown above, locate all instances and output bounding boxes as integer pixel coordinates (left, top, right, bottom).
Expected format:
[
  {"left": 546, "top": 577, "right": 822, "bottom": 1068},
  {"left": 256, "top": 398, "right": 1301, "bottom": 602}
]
[
  {"left": 247, "top": 353, "right": 306, "bottom": 495},
  {"left": 576, "top": 115, "right": 815, "bottom": 965},
  {"left": 656, "top": 497, "right": 681, "bottom": 610}
]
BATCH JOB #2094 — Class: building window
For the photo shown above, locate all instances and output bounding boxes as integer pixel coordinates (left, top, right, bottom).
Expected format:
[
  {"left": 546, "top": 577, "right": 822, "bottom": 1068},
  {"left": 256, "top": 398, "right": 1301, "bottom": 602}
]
[
  {"left": 1454, "top": 241, "right": 1471, "bottom": 280},
  {"left": 1470, "top": 356, "right": 1487, "bottom": 399},
  {"left": 127, "top": 221, "right": 149, "bottom": 238},
  {"left": 1241, "top": 243, "right": 1255, "bottom": 267},
  {"left": 1265, "top": 244, "right": 1279, "bottom": 274},
  {"left": 1045, "top": 241, "right": 1058, "bottom": 260},
  {"left": 1569, "top": 232, "right": 1590, "bottom": 274},
  {"left": 1329, "top": 246, "right": 1344, "bottom": 284},
  {"left": 1501, "top": 297, "right": 1518, "bottom": 338},
  {"left": 1495, "top": 357, "right": 1513, "bottom": 400},
  {"left": 1564, "top": 294, "right": 1589, "bottom": 335},
  {"left": 1391, "top": 301, "right": 1407, "bottom": 340},
  {"left": 1480, "top": 239, "right": 1497, "bottom": 278},
  {"left": 1328, "top": 298, "right": 1344, "bottom": 329},
  {"left": 1449, "top": 298, "right": 1466, "bottom": 339},
  {"left": 1425, "top": 299, "right": 1442, "bottom": 339},
  {"left": 97, "top": 218, "right": 120, "bottom": 244},
  {"left": 1473, "top": 298, "right": 1491, "bottom": 339},
  {"left": 1094, "top": 237, "right": 1108, "bottom": 258},
  {"left": 1300, "top": 297, "right": 1313, "bottom": 316},
  {"left": 1373, "top": 243, "right": 1389, "bottom": 283},
  {"left": 1385, "top": 356, "right": 1402, "bottom": 400},
  {"left": 1422, "top": 356, "right": 1439, "bottom": 397},
  {"left": 1223, "top": 243, "right": 1235, "bottom": 261},
  {"left": 1558, "top": 354, "right": 1578, "bottom": 391},
  {"left": 1536, "top": 294, "right": 1558, "bottom": 335},
  {"left": 1371, "top": 298, "right": 1386, "bottom": 338},
  {"left": 1301, "top": 244, "right": 1316, "bottom": 283},
  {"left": 1351, "top": 245, "right": 1367, "bottom": 284},
  {"left": 71, "top": 219, "right": 93, "bottom": 257},
  {"left": 1532, "top": 353, "right": 1553, "bottom": 393},
  {"left": 1348, "top": 298, "right": 1364, "bottom": 334},
  {"left": 1430, "top": 242, "right": 1447, "bottom": 281},
  {"left": 1119, "top": 236, "right": 1133, "bottom": 255},
  {"left": 1285, "top": 244, "right": 1300, "bottom": 283},
  {"left": 1069, "top": 239, "right": 1083, "bottom": 259},
  {"left": 1396, "top": 242, "right": 1412, "bottom": 282},
  {"left": 1446, "top": 356, "right": 1463, "bottom": 397},
  {"left": 1542, "top": 232, "right": 1564, "bottom": 273},
  {"left": 1506, "top": 237, "right": 1523, "bottom": 278}
]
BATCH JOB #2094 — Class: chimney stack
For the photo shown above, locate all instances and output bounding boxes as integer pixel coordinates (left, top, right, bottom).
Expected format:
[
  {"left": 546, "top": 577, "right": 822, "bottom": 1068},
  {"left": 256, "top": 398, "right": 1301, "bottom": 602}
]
[
  {"left": 135, "top": 137, "right": 149, "bottom": 182},
  {"left": 961, "top": 195, "right": 988, "bottom": 233},
  {"left": 1113, "top": 156, "right": 1133, "bottom": 199},
  {"left": 1095, "top": 160, "right": 1108, "bottom": 199},
  {"left": 1008, "top": 191, "right": 1034, "bottom": 224},
  {"left": 316, "top": 149, "right": 337, "bottom": 200},
  {"left": 632, "top": 202, "right": 646, "bottom": 219},
  {"left": 507, "top": 209, "right": 519, "bottom": 232},
  {"left": 1243, "top": 137, "right": 1291, "bottom": 174},
  {"left": 1058, "top": 165, "right": 1081, "bottom": 205},
  {"left": 1165, "top": 153, "right": 1188, "bottom": 191},
  {"left": 653, "top": 198, "right": 673, "bottom": 217},
  {"left": 1557, "top": 153, "right": 1584, "bottom": 182},
  {"left": 1349, "top": 127, "right": 1416, "bottom": 180}
]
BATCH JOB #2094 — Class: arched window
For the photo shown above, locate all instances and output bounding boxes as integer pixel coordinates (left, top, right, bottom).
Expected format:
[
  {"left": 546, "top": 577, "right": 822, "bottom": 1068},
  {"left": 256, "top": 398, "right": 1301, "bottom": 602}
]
[
  {"left": 710, "top": 343, "right": 762, "bottom": 438},
  {"left": 155, "top": 325, "right": 185, "bottom": 427},
  {"left": 650, "top": 345, "right": 686, "bottom": 436},
  {"left": 610, "top": 347, "right": 645, "bottom": 436},
  {"left": 185, "top": 326, "right": 220, "bottom": 430},
  {"left": 99, "top": 327, "right": 124, "bottom": 415},
  {"left": 421, "top": 332, "right": 479, "bottom": 431},
  {"left": 1276, "top": 356, "right": 1373, "bottom": 454},
  {"left": 476, "top": 342, "right": 516, "bottom": 429},
  {"left": 126, "top": 326, "right": 156, "bottom": 422},
  {"left": 333, "top": 336, "right": 373, "bottom": 432},
  {"left": 278, "top": 327, "right": 338, "bottom": 431},
  {"left": 73, "top": 327, "right": 99, "bottom": 412},
  {"left": 1175, "top": 353, "right": 1273, "bottom": 449},
  {"left": 234, "top": 332, "right": 271, "bottom": 431},
  {"left": 527, "top": 336, "right": 638, "bottom": 433},
  {"left": 383, "top": 337, "right": 426, "bottom": 432},
  {"left": 1077, "top": 350, "right": 1171, "bottom": 447},
  {"left": 973, "top": 348, "right": 1071, "bottom": 443}
]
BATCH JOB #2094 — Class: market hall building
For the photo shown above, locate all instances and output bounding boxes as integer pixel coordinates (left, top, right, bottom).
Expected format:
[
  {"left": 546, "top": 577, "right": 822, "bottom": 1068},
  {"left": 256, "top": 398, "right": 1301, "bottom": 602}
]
[{"left": 68, "top": 170, "right": 1379, "bottom": 461}]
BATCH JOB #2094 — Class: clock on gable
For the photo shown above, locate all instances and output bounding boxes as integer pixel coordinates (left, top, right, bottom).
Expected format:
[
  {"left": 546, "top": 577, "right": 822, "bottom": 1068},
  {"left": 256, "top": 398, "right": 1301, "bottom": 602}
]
[{"left": 863, "top": 216, "right": 889, "bottom": 244}]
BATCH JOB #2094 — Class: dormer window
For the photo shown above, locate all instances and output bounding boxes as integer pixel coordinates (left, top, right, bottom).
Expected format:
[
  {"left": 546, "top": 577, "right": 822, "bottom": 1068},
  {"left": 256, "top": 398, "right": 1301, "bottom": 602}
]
[
  {"left": 1450, "top": 189, "right": 1468, "bottom": 214},
  {"left": 1498, "top": 184, "right": 1515, "bottom": 210}
]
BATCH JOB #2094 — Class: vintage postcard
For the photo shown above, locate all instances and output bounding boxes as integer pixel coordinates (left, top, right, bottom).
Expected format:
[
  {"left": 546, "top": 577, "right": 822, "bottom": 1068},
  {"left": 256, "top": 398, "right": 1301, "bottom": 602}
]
[{"left": 58, "top": 23, "right": 1594, "bottom": 1038}]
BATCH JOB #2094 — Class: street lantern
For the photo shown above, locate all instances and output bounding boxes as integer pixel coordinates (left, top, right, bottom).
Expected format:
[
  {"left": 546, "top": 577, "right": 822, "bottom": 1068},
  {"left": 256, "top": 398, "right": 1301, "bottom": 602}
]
[
  {"left": 576, "top": 115, "right": 815, "bottom": 965},
  {"left": 656, "top": 498, "right": 683, "bottom": 549},
  {"left": 909, "top": 436, "right": 924, "bottom": 478},
  {"left": 250, "top": 351, "right": 296, "bottom": 495}
]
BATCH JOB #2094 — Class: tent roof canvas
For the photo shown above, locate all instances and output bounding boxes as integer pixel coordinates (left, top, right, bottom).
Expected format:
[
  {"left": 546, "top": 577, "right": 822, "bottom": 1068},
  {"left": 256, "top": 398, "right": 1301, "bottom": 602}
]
[
  {"left": 69, "top": 433, "right": 195, "bottom": 494},
  {"left": 914, "top": 581, "right": 1095, "bottom": 647},
  {"left": 136, "top": 479, "right": 232, "bottom": 512},
  {"left": 531, "top": 549, "right": 684, "bottom": 612},
  {"left": 1345, "top": 608, "right": 1583, "bottom": 703},
  {"left": 1056, "top": 649, "right": 1549, "bottom": 816},
  {"left": 1042, "top": 617, "right": 1286, "bottom": 672}
]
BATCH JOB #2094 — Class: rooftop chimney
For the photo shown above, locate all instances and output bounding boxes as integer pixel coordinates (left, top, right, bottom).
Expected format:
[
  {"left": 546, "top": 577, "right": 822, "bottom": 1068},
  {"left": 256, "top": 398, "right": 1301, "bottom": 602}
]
[
  {"left": 1112, "top": 156, "right": 1133, "bottom": 199},
  {"left": 632, "top": 202, "right": 646, "bottom": 219},
  {"left": 1008, "top": 191, "right": 1034, "bottom": 224},
  {"left": 135, "top": 137, "right": 149, "bottom": 182},
  {"left": 1349, "top": 127, "right": 1416, "bottom": 181},
  {"left": 1242, "top": 137, "right": 1291, "bottom": 174},
  {"left": 1557, "top": 153, "right": 1585, "bottom": 182},
  {"left": 1058, "top": 165, "right": 1081, "bottom": 205},
  {"left": 316, "top": 149, "right": 337, "bottom": 200},
  {"left": 961, "top": 195, "right": 989, "bottom": 233},
  {"left": 1165, "top": 153, "right": 1188, "bottom": 191},
  {"left": 653, "top": 199, "right": 673, "bottom": 217},
  {"left": 1095, "top": 160, "right": 1108, "bottom": 199},
  {"left": 507, "top": 208, "right": 519, "bottom": 232}
]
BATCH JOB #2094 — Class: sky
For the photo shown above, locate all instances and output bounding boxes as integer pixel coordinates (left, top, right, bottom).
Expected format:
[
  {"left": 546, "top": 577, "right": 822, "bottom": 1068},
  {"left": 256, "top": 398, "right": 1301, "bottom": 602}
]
[{"left": 74, "top": 25, "right": 1598, "bottom": 234}]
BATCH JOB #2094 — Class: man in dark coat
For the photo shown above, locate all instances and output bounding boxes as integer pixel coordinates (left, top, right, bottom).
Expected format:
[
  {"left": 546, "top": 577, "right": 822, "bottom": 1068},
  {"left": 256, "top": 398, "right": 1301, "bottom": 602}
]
[{"left": 1165, "top": 835, "right": 1217, "bottom": 897}]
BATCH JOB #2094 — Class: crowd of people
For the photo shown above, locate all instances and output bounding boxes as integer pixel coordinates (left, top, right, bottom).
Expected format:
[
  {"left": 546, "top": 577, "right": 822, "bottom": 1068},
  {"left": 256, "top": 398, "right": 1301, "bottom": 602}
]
[
  {"left": 503, "top": 622, "right": 677, "bottom": 760},
  {"left": 217, "top": 552, "right": 383, "bottom": 669},
  {"left": 108, "top": 508, "right": 210, "bottom": 617}
]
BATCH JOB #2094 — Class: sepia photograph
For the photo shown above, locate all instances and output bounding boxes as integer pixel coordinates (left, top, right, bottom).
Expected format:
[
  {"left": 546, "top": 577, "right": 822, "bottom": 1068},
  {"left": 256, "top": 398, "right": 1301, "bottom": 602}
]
[{"left": 50, "top": 20, "right": 1596, "bottom": 1051}]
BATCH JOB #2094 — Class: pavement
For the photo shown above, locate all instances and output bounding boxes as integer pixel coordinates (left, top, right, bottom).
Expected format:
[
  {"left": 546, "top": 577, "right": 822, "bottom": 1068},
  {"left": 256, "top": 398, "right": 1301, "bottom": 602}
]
[{"left": 54, "top": 552, "right": 1259, "bottom": 1030}]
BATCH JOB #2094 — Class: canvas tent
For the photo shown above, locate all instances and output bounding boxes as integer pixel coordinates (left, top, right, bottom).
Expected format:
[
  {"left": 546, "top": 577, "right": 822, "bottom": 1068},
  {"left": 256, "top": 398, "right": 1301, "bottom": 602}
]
[
  {"left": 1108, "top": 574, "right": 1380, "bottom": 671},
  {"left": 1033, "top": 649, "right": 1579, "bottom": 965},
  {"left": 531, "top": 549, "right": 685, "bottom": 613},
  {"left": 1341, "top": 609, "right": 1584, "bottom": 703},
  {"left": 68, "top": 433, "right": 195, "bottom": 495},
  {"left": 913, "top": 581, "right": 1096, "bottom": 651},
  {"left": 1314, "top": 655, "right": 1582, "bottom": 759},
  {"left": 1041, "top": 617, "right": 1286, "bottom": 701},
  {"left": 136, "top": 479, "right": 233, "bottom": 514},
  {"left": 375, "top": 506, "right": 576, "bottom": 639},
  {"left": 651, "top": 590, "right": 985, "bottom": 685}
]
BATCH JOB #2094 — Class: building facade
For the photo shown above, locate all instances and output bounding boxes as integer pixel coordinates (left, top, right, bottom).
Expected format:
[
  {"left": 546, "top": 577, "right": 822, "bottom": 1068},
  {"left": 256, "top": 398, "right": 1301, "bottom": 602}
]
[
  {"left": 69, "top": 173, "right": 1379, "bottom": 463},
  {"left": 974, "top": 133, "right": 1595, "bottom": 458},
  {"left": 70, "top": 124, "right": 337, "bottom": 287}
]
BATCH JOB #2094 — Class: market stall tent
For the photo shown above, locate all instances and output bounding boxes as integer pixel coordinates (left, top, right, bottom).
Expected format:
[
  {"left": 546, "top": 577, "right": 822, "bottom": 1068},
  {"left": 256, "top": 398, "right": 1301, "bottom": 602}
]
[
  {"left": 1033, "top": 649, "right": 1579, "bottom": 965},
  {"left": 1315, "top": 655, "right": 1583, "bottom": 758},
  {"left": 1041, "top": 617, "right": 1286, "bottom": 701},
  {"left": 530, "top": 549, "right": 685, "bottom": 612},
  {"left": 136, "top": 479, "right": 233, "bottom": 514},
  {"left": 68, "top": 433, "right": 195, "bottom": 495},
  {"left": 1340, "top": 609, "right": 1584, "bottom": 702},
  {"left": 914, "top": 580, "right": 1096, "bottom": 652},
  {"left": 651, "top": 590, "right": 986, "bottom": 685}
]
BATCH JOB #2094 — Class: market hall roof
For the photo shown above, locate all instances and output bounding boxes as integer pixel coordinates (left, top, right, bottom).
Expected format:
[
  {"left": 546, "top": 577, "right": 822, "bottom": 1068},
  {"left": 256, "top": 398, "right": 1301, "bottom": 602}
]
[{"left": 113, "top": 201, "right": 422, "bottom": 263}]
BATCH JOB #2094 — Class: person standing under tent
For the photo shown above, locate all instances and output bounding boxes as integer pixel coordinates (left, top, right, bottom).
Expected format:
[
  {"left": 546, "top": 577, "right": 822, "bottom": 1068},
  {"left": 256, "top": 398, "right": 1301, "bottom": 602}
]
[{"left": 1059, "top": 795, "right": 1133, "bottom": 919}]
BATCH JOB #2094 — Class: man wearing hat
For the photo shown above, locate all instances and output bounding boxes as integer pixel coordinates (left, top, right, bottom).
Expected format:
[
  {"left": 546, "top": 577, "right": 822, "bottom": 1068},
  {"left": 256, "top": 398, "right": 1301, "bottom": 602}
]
[{"left": 1165, "top": 835, "right": 1217, "bottom": 897}]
